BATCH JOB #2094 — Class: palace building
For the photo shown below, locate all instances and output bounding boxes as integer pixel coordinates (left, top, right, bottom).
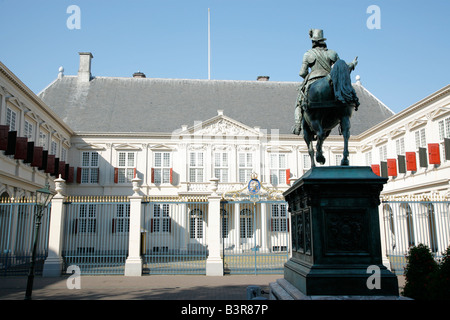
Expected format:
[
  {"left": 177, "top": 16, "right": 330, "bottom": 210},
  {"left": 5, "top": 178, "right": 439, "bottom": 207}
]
[{"left": 1, "top": 52, "right": 449, "bottom": 276}]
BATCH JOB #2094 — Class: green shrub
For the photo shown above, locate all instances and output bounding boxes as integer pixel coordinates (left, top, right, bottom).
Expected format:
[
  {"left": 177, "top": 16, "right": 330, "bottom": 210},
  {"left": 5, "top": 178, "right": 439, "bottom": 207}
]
[
  {"left": 435, "top": 246, "right": 450, "bottom": 300},
  {"left": 402, "top": 244, "right": 438, "bottom": 300}
]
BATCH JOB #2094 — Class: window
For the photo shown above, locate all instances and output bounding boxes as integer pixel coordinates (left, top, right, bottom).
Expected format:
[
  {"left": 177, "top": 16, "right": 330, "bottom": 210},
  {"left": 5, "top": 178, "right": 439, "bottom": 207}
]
[
  {"left": 151, "top": 204, "right": 171, "bottom": 233},
  {"left": 189, "top": 208, "right": 203, "bottom": 239},
  {"left": 270, "top": 153, "right": 287, "bottom": 185},
  {"left": 379, "top": 145, "right": 387, "bottom": 162},
  {"left": 365, "top": 151, "right": 372, "bottom": 166},
  {"left": 240, "top": 208, "right": 254, "bottom": 239},
  {"left": 24, "top": 120, "right": 33, "bottom": 141},
  {"left": 61, "top": 147, "right": 67, "bottom": 162},
  {"left": 303, "top": 154, "right": 311, "bottom": 170},
  {"left": 6, "top": 107, "right": 16, "bottom": 131},
  {"left": 79, "top": 204, "right": 96, "bottom": 233},
  {"left": 81, "top": 151, "right": 99, "bottom": 183},
  {"left": 335, "top": 154, "right": 343, "bottom": 166},
  {"left": 238, "top": 153, "right": 253, "bottom": 183},
  {"left": 271, "top": 204, "right": 288, "bottom": 232},
  {"left": 221, "top": 209, "right": 229, "bottom": 239},
  {"left": 438, "top": 116, "right": 450, "bottom": 140},
  {"left": 214, "top": 152, "right": 228, "bottom": 182},
  {"left": 189, "top": 152, "right": 204, "bottom": 182},
  {"left": 113, "top": 204, "right": 130, "bottom": 233},
  {"left": 117, "top": 152, "right": 135, "bottom": 183},
  {"left": 50, "top": 140, "right": 58, "bottom": 156},
  {"left": 39, "top": 131, "right": 48, "bottom": 150},
  {"left": 153, "top": 152, "right": 171, "bottom": 184},
  {"left": 395, "top": 137, "right": 405, "bottom": 155},
  {"left": 415, "top": 128, "right": 426, "bottom": 149}
]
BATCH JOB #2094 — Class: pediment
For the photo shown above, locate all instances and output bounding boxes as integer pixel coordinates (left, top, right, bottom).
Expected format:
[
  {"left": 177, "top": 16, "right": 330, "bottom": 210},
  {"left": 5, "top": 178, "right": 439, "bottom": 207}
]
[
  {"left": 266, "top": 145, "right": 292, "bottom": 153},
  {"left": 428, "top": 104, "right": 450, "bottom": 120},
  {"left": 76, "top": 143, "right": 106, "bottom": 151},
  {"left": 113, "top": 143, "right": 142, "bottom": 151},
  {"left": 407, "top": 116, "right": 428, "bottom": 130},
  {"left": 182, "top": 116, "right": 261, "bottom": 137},
  {"left": 373, "top": 135, "right": 388, "bottom": 146},
  {"left": 149, "top": 144, "right": 176, "bottom": 151},
  {"left": 389, "top": 126, "right": 406, "bottom": 139}
]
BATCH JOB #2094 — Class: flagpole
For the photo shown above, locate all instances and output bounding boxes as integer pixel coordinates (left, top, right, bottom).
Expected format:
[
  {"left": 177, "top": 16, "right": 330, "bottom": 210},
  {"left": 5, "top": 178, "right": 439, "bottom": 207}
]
[{"left": 208, "top": 8, "right": 211, "bottom": 80}]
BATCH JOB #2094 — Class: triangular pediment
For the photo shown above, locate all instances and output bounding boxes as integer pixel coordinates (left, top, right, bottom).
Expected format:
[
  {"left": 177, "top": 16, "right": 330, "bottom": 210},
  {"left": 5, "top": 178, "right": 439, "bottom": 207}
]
[
  {"left": 113, "top": 143, "right": 142, "bottom": 151},
  {"left": 389, "top": 126, "right": 406, "bottom": 139},
  {"left": 407, "top": 116, "right": 428, "bottom": 130},
  {"left": 429, "top": 104, "right": 450, "bottom": 120},
  {"left": 76, "top": 143, "right": 105, "bottom": 150},
  {"left": 180, "top": 115, "right": 262, "bottom": 137},
  {"left": 149, "top": 144, "right": 176, "bottom": 151}
]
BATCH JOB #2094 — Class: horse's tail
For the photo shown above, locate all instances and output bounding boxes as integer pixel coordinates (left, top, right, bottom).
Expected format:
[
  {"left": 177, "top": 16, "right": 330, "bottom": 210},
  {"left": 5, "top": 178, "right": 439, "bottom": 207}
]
[{"left": 331, "top": 60, "right": 360, "bottom": 108}]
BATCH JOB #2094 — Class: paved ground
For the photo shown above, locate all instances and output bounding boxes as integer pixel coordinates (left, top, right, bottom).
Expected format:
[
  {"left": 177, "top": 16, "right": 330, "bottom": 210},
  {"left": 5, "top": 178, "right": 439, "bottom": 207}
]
[
  {"left": 0, "top": 274, "right": 281, "bottom": 300},
  {"left": 0, "top": 274, "right": 405, "bottom": 300}
]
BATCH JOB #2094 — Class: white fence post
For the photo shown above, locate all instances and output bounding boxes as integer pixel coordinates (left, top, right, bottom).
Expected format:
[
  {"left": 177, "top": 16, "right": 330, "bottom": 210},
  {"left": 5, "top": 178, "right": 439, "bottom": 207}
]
[
  {"left": 206, "top": 177, "right": 223, "bottom": 276},
  {"left": 43, "top": 175, "right": 66, "bottom": 277},
  {"left": 125, "top": 177, "right": 143, "bottom": 276}
]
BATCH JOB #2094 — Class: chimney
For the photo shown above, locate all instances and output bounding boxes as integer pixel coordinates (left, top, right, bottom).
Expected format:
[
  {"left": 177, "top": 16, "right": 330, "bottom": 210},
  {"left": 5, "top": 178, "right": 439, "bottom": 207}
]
[
  {"left": 78, "top": 52, "right": 93, "bottom": 82},
  {"left": 133, "top": 71, "right": 146, "bottom": 78},
  {"left": 257, "top": 76, "right": 270, "bottom": 81}
]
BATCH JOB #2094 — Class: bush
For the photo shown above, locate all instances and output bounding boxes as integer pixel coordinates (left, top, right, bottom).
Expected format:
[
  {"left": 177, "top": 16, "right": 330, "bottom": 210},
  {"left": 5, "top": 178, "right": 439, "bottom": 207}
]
[
  {"left": 402, "top": 244, "right": 438, "bottom": 300},
  {"left": 435, "top": 246, "right": 450, "bottom": 300}
]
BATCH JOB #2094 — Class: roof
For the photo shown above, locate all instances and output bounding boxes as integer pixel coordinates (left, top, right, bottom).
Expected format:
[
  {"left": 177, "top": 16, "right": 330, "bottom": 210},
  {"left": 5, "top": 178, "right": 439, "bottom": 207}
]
[{"left": 38, "top": 75, "right": 394, "bottom": 135}]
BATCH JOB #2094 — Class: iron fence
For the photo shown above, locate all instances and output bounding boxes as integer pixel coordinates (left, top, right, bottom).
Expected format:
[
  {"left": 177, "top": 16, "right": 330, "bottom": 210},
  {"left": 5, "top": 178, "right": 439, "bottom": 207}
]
[
  {"left": 142, "top": 196, "right": 209, "bottom": 274},
  {"left": 61, "top": 196, "right": 130, "bottom": 275},
  {"left": 0, "top": 199, "right": 50, "bottom": 276},
  {"left": 221, "top": 200, "right": 290, "bottom": 274},
  {"left": 381, "top": 196, "right": 450, "bottom": 275}
]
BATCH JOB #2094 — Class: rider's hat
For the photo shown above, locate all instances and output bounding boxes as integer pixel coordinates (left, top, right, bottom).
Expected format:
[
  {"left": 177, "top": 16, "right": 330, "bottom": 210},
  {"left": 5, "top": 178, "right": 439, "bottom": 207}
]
[{"left": 309, "top": 29, "right": 327, "bottom": 42}]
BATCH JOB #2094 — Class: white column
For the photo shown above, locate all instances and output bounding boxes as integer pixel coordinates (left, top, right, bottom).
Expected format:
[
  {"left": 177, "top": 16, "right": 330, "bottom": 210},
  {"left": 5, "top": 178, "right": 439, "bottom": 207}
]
[
  {"left": 206, "top": 178, "right": 223, "bottom": 276},
  {"left": 260, "top": 202, "right": 268, "bottom": 252},
  {"left": 125, "top": 178, "right": 143, "bottom": 276},
  {"left": 43, "top": 175, "right": 66, "bottom": 277},
  {"left": 234, "top": 202, "right": 240, "bottom": 252}
]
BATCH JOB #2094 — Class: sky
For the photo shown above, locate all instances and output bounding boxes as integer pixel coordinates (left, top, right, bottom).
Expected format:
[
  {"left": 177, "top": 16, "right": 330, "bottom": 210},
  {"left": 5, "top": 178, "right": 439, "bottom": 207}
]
[{"left": 0, "top": 0, "right": 449, "bottom": 114}]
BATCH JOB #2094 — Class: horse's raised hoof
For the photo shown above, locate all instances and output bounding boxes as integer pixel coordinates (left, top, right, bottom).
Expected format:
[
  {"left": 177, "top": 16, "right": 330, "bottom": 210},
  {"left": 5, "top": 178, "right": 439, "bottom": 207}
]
[
  {"left": 316, "top": 154, "right": 326, "bottom": 165},
  {"left": 340, "top": 158, "right": 349, "bottom": 166}
]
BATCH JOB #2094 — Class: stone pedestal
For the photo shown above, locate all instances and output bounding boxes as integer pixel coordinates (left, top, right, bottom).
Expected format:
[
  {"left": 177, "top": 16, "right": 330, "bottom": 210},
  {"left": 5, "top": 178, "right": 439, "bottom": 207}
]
[{"left": 282, "top": 166, "right": 399, "bottom": 296}]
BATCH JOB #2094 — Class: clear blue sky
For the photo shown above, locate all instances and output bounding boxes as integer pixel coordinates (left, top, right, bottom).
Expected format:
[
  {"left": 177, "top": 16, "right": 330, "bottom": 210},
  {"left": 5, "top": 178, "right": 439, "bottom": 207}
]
[{"left": 1, "top": 0, "right": 449, "bottom": 114}]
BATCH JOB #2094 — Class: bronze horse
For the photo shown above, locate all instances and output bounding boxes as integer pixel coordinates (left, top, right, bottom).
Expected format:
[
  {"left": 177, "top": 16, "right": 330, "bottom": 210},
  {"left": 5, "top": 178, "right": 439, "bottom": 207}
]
[{"left": 301, "top": 59, "right": 359, "bottom": 167}]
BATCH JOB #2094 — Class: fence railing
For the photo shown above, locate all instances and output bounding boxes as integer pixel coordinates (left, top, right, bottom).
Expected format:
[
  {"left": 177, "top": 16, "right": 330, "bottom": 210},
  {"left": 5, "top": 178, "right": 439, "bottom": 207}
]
[
  {"left": 0, "top": 199, "right": 50, "bottom": 276},
  {"left": 381, "top": 195, "right": 450, "bottom": 275}
]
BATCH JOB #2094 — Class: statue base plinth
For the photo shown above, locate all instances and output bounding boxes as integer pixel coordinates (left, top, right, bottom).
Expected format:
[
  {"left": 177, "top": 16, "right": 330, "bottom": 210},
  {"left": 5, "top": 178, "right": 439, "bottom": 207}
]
[{"left": 282, "top": 166, "right": 399, "bottom": 296}]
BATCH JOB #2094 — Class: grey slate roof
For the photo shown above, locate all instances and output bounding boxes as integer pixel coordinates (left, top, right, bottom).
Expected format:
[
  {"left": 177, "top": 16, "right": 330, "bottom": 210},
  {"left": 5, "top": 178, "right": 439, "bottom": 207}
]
[{"left": 38, "top": 75, "right": 394, "bottom": 135}]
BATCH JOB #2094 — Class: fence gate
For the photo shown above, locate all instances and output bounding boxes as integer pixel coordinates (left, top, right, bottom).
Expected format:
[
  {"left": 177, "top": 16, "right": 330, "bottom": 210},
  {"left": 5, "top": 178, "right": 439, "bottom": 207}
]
[
  {"left": 0, "top": 200, "right": 50, "bottom": 276},
  {"left": 221, "top": 200, "right": 290, "bottom": 274},
  {"left": 61, "top": 196, "right": 130, "bottom": 275},
  {"left": 141, "top": 197, "right": 208, "bottom": 274}
]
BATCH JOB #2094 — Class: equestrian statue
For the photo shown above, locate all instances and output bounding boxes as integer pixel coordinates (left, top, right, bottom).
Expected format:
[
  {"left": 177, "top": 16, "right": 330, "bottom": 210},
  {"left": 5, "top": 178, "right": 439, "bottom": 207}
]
[{"left": 292, "top": 29, "right": 359, "bottom": 167}]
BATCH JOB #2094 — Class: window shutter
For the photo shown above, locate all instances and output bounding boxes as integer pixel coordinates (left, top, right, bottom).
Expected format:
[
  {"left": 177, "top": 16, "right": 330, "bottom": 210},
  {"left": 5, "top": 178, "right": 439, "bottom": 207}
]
[
  {"left": 397, "top": 155, "right": 406, "bottom": 174},
  {"left": 406, "top": 152, "right": 417, "bottom": 171},
  {"left": 112, "top": 218, "right": 116, "bottom": 233},
  {"left": 14, "top": 137, "right": 27, "bottom": 160},
  {"left": 31, "top": 146, "right": 43, "bottom": 168},
  {"left": 76, "top": 167, "right": 82, "bottom": 183},
  {"left": 5, "top": 131, "right": 16, "bottom": 155},
  {"left": 270, "top": 219, "right": 274, "bottom": 232},
  {"left": 46, "top": 155, "right": 55, "bottom": 174},
  {"left": 168, "top": 219, "right": 172, "bottom": 233},
  {"left": 150, "top": 218, "right": 154, "bottom": 233},
  {"left": 0, "top": 125, "right": 8, "bottom": 150},
  {"left": 170, "top": 168, "right": 173, "bottom": 184},
  {"left": 25, "top": 142, "right": 34, "bottom": 164},
  {"left": 68, "top": 166, "right": 74, "bottom": 183},
  {"left": 371, "top": 164, "right": 380, "bottom": 176},
  {"left": 114, "top": 167, "right": 119, "bottom": 183},
  {"left": 387, "top": 159, "right": 397, "bottom": 177},
  {"left": 134, "top": 168, "right": 137, "bottom": 178},
  {"left": 151, "top": 168, "right": 155, "bottom": 183},
  {"left": 380, "top": 161, "right": 388, "bottom": 178},
  {"left": 419, "top": 147, "right": 428, "bottom": 167},
  {"left": 428, "top": 143, "right": 440, "bottom": 165},
  {"left": 286, "top": 169, "right": 291, "bottom": 185},
  {"left": 445, "top": 138, "right": 450, "bottom": 161}
]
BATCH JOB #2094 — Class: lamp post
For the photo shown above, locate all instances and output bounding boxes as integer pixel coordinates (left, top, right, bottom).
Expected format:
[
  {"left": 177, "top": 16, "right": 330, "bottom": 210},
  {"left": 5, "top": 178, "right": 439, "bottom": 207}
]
[{"left": 24, "top": 183, "right": 54, "bottom": 300}]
